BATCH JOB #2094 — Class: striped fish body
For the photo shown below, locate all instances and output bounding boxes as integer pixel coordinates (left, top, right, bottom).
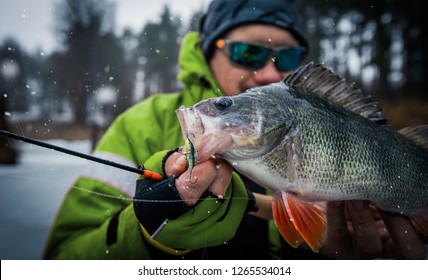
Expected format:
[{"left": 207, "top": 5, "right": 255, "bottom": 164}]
[{"left": 176, "top": 62, "right": 428, "bottom": 252}]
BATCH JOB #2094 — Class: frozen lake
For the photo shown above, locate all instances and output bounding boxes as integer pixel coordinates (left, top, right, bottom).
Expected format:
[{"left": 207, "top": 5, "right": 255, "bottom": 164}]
[{"left": 0, "top": 140, "right": 91, "bottom": 259}]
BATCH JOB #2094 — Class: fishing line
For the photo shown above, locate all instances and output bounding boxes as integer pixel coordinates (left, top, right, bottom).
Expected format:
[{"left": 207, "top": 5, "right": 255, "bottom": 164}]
[{"left": 71, "top": 185, "right": 252, "bottom": 203}]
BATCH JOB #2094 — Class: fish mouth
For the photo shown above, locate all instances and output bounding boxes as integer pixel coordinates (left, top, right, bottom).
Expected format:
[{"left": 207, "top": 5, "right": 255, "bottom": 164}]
[
  {"left": 176, "top": 106, "right": 204, "bottom": 140},
  {"left": 176, "top": 106, "right": 233, "bottom": 163}
]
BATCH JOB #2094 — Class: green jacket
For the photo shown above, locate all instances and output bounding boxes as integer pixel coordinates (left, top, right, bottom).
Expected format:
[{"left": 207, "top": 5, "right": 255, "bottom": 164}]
[{"left": 42, "top": 32, "right": 285, "bottom": 259}]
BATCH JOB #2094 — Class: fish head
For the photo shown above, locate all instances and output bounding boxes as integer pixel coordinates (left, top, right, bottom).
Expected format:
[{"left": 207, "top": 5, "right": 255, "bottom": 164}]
[{"left": 176, "top": 84, "right": 293, "bottom": 163}]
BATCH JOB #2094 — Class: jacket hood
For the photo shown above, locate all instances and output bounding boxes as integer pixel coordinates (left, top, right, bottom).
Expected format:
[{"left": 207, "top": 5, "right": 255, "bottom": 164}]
[{"left": 177, "top": 32, "right": 222, "bottom": 97}]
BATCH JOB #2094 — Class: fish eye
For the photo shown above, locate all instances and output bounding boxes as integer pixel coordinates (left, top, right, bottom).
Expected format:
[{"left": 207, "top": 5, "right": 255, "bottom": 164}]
[{"left": 214, "top": 98, "right": 233, "bottom": 110}]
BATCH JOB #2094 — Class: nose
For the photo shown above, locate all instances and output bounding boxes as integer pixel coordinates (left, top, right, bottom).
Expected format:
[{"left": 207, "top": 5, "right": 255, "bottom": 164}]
[{"left": 252, "top": 59, "right": 285, "bottom": 85}]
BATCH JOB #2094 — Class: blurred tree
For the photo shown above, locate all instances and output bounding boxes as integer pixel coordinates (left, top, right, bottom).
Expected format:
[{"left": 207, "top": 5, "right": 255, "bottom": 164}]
[
  {"left": 52, "top": 0, "right": 132, "bottom": 124},
  {"left": 399, "top": 0, "right": 427, "bottom": 98},
  {"left": 0, "top": 39, "right": 27, "bottom": 164},
  {"left": 136, "top": 5, "right": 182, "bottom": 98},
  {"left": 186, "top": 7, "right": 205, "bottom": 32},
  {"left": 296, "top": 0, "right": 427, "bottom": 99},
  {"left": 0, "top": 39, "right": 30, "bottom": 112}
]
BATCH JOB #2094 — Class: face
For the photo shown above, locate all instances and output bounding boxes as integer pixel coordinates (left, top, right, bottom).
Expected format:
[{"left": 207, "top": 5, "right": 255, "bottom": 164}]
[{"left": 209, "top": 24, "right": 302, "bottom": 96}]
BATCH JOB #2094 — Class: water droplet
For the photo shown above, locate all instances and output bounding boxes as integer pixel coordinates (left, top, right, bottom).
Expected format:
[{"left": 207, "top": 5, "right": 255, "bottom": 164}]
[
  {"left": 40, "top": 52, "right": 45, "bottom": 56},
  {"left": 207, "top": 210, "right": 211, "bottom": 214},
  {"left": 215, "top": 164, "right": 221, "bottom": 169},
  {"left": 26, "top": 85, "right": 30, "bottom": 89},
  {"left": 3, "top": 94, "right": 7, "bottom": 98},
  {"left": 4, "top": 112, "right": 11, "bottom": 117},
  {"left": 109, "top": 76, "right": 114, "bottom": 82},
  {"left": 404, "top": 230, "right": 408, "bottom": 234},
  {"left": 105, "top": 249, "right": 109, "bottom": 254},
  {"left": 232, "top": 162, "right": 238, "bottom": 166},
  {"left": 155, "top": 49, "right": 160, "bottom": 53}
]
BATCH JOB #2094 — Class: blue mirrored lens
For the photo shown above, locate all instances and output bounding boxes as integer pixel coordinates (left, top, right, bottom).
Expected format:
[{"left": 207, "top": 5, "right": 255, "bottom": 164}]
[
  {"left": 276, "top": 48, "right": 304, "bottom": 71},
  {"left": 225, "top": 40, "right": 305, "bottom": 71},
  {"left": 230, "top": 42, "right": 270, "bottom": 69}
]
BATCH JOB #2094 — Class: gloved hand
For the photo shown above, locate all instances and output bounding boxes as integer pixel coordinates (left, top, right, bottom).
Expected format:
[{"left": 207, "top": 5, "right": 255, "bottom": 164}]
[{"left": 133, "top": 150, "right": 253, "bottom": 252}]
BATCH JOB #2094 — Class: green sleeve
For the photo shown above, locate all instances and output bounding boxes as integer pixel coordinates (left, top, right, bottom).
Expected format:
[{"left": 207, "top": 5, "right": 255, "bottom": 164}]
[
  {"left": 42, "top": 177, "right": 153, "bottom": 259},
  {"left": 42, "top": 96, "right": 172, "bottom": 259}
]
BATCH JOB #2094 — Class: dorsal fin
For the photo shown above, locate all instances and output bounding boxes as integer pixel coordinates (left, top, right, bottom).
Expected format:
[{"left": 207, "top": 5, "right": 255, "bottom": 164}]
[
  {"left": 398, "top": 125, "right": 428, "bottom": 151},
  {"left": 284, "top": 62, "right": 388, "bottom": 126}
]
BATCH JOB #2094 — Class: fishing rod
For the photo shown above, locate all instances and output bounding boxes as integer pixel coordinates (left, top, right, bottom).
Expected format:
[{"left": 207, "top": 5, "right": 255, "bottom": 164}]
[{"left": 0, "top": 129, "right": 162, "bottom": 180}]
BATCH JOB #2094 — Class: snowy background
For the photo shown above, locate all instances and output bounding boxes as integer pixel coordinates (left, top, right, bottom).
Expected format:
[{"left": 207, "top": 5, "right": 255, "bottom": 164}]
[{"left": 0, "top": 140, "right": 90, "bottom": 259}]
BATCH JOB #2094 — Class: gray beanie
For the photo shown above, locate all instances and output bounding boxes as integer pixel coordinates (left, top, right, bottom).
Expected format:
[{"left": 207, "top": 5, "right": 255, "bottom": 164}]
[{"left": 199, "top": 0, "right": 308, "bottom": 61}]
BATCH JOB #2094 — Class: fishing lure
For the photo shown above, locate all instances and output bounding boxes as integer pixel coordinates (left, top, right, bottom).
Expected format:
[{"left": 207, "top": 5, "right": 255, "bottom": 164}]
[{"left": 179, "top": 137, "right": 197, "bottom": 182}]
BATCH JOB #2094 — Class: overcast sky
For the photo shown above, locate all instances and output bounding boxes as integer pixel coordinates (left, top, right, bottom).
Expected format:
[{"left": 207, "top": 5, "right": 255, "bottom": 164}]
[{"left": 0, "top": 0, "right": 211, "bottom": 54}]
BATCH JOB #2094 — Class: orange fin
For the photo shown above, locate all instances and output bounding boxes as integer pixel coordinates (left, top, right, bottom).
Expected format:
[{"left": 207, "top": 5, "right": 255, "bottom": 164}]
[
  {"left": 273, "top": 191, "right": 326, "bottom": 252},
  {"left": 273, "top": 191, "right": 303, "bottom": 248}
]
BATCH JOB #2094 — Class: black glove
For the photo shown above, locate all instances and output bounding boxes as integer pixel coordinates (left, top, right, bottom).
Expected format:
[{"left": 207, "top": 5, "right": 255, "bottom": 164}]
[{"left": 133, "top": 177, "right": 191, "bottom": 235}]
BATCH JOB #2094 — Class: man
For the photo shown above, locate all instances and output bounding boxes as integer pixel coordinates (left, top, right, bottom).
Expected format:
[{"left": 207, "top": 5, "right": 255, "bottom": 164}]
[{"left": 43, "top": 0, "right": 426, "bottom": 259}]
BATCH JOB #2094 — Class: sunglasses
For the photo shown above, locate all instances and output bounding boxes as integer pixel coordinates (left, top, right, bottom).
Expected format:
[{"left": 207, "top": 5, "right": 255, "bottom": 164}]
[{"left": 216, "top": 39, "right": 306, "bottom": 72}]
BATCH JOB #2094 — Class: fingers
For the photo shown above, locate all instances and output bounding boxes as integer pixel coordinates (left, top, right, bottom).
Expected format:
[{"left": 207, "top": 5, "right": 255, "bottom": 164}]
[
  {"left": 207, "top": 159, "right": 232, "bottom": 198},
  {"left": 322, "top": 200, "right": 427, "bottom": 260},
  {"left": 346, "top": 200, "right": 383, "bottom": 259},
  {"left": 322, "top": 200, "right": 384, "bottom": 259},
  {"left": 175, "top": 160, "right": 217, "bottom": 205},
  {"left": 320, "top": 201, "right": 353, "bottom": 259},
  {"left": 169, "top": 155, "right": 232, "bottom": 206},
  {"left": 380, "top": 211, "right": 427, "bottom": 259},
  {"left": 164, "top": 151, "right": 188, "bottom": 177}
]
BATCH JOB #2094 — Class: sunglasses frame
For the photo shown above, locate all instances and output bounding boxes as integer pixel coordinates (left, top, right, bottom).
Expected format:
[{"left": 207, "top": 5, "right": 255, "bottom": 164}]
[{"left": 216, "top": 39, "right": 307, "bottom": 72}]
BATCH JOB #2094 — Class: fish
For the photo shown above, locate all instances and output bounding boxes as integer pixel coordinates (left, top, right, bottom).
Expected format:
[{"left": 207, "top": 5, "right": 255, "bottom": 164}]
[{"left": 175, "top": 62, "right": 428, "bottom": 253}]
